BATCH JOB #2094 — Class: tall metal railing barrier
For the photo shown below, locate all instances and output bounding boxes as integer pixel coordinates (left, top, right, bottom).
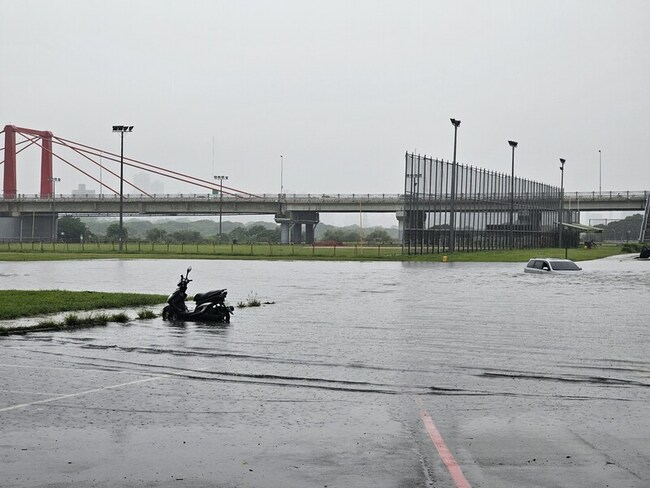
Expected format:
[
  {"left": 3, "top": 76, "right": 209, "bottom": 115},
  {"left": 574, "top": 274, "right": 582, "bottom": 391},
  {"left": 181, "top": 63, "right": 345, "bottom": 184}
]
[{"left": 403, "top": 152, "right": 564, "bottom": 254}]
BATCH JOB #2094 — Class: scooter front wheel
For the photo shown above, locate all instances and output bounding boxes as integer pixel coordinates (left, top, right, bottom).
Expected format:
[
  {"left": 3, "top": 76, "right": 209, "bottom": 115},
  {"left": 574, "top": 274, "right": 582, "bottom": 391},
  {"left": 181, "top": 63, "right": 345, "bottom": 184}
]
[{"left": 162, "top": 306, "right": 177, "bottom": 321}]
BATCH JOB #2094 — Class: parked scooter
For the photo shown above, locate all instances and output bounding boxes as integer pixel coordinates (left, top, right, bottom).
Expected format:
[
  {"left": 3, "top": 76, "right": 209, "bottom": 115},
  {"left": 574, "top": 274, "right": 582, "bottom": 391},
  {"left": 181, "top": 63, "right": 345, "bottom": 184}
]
[{"left": 162, "top": 267, "right": 234, "bottom": 322}]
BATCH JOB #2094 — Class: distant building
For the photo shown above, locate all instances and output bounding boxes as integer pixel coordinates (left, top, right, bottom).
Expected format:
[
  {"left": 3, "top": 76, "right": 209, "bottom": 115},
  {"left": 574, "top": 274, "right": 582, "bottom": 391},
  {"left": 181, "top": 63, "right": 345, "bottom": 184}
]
[
  {"left": 71, "top": 184, "right": 96, "bottom": 196},
  {"left": 134, "top": 172, "right": 164, "bottom": 195}
]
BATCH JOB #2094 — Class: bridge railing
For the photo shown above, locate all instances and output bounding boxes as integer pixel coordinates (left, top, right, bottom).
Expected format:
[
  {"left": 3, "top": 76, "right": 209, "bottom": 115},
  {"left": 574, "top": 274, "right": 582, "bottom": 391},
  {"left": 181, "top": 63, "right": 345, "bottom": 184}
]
[
  {"left": 1, "top": 191, "right": 648, "bottom": 202},
  {"left": 0, "top": 192, "right": 405, "bottom": 202},
  {"left": 565, "top": 191, "right": 649, "bottom": 200}
]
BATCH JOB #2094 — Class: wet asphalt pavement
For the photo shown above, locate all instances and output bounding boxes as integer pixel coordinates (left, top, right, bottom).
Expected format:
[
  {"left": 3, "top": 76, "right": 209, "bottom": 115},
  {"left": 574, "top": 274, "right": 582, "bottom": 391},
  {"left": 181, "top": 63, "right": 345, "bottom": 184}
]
[{"left": 1, "top": 257, "right": 649, "bottom": 487}]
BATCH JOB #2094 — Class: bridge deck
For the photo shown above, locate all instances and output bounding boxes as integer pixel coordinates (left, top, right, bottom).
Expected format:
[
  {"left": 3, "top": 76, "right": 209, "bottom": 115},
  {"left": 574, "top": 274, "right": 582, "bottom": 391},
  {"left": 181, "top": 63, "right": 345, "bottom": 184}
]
[{"left": 1, "top": 191, "right": 648, "bottom": 216}]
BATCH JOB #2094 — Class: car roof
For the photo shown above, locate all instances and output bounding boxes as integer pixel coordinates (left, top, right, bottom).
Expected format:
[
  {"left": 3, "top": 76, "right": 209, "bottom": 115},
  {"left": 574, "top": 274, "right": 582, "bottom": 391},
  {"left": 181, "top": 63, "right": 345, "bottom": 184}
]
[{"left": 529, "top": 258, "right": 575, "bottom": 262}]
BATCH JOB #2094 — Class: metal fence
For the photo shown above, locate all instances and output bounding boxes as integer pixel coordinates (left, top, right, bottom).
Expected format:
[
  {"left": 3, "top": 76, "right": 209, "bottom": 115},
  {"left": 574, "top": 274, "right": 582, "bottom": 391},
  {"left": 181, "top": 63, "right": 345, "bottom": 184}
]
[{"left": 402, "top": 152, "right": 568, "bottom": 254}]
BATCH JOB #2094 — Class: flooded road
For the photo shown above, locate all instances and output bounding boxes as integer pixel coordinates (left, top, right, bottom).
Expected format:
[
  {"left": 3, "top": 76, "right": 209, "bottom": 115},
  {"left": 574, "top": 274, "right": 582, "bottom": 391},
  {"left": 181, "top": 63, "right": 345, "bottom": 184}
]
[{"left": 1, "top": 257, "right": 649, "bottom": 487}]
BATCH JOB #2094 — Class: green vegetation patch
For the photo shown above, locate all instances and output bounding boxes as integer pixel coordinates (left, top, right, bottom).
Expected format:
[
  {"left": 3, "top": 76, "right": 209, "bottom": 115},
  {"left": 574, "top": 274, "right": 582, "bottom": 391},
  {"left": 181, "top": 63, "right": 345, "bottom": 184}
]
[
  {"left": 0, "top": 311, "right": 159, "bottom": 336},
  {"left": 0, "top": 290, "right": 167, "bottom": 321},
  {"left": 0, "top": 240, "right": 633, "bottom": 263},
  {"left": 237, "top": 292, "right": 262, "bottom": 308},
  {"left": 403, "top": 245, "right": 628, "bottom": 263},
  {"left": 137, "top": 309, "right": 158, "bottom": 320}
]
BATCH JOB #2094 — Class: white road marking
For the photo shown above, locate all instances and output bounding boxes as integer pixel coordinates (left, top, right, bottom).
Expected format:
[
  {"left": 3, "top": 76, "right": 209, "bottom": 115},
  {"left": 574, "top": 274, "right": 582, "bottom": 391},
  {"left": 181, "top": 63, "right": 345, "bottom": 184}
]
[{"left": 0, "top": 376, "right": 166, "bottom": 413}]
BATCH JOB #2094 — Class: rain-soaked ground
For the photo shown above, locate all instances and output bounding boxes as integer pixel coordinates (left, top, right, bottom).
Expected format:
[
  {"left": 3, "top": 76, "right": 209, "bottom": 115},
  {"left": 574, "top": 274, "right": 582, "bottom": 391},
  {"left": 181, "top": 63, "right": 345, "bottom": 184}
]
[{"left": 1, "top": 256, "right": 649, "bottom": 487}]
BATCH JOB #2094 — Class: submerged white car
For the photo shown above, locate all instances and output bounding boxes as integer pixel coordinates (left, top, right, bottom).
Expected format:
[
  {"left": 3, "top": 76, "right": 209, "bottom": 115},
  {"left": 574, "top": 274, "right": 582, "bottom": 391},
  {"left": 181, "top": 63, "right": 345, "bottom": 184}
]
[{"left": 524, "top": 258, "right": 582, "bottom": 273}]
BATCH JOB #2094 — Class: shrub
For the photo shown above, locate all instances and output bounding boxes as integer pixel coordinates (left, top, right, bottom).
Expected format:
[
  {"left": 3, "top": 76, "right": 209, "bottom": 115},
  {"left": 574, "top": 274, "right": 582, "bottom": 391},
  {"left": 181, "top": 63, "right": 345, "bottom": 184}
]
[
  {"left": 621, "top": 243, "right": 644, "bottom": 253},
  {"left": 137, "top": 309, "right": 157, "bottom": 319},
  {"left": 64, "top": 313, "right": 82, "bottom": 326},
  {"left": 110, "top": 312, "right": 130, "bottom": 323},
  {"left": 237, "top": 292, "right": 262, "bottom": 308}
]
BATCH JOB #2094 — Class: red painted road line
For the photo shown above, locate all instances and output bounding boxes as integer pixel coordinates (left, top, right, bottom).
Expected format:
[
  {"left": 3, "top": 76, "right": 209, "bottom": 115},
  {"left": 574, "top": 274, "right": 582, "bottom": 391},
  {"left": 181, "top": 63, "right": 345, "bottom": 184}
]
[{"left": 418, "top": 401, "right": 472, "bottom": 488}]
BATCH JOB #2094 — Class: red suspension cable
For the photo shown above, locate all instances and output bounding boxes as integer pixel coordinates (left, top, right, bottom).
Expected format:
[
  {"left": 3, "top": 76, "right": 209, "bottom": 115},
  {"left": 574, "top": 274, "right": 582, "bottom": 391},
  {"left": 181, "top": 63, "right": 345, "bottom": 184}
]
[
  {"left": 52, "top": 136, "right": 151, "bottom": 196},
  {"left": 54, "top": 136, "right": 259, "bottom": 198}
]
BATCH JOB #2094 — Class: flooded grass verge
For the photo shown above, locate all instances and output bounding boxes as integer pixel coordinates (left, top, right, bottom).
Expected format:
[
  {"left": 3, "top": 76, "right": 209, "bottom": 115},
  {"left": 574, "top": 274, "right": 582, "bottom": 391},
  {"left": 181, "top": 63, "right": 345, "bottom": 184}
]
[
  {"left": 1, "top": 309, "right": 158, "bottom": 335},
  {"left": 0, "top": 243, "right": 630, "bottom": 262},
  {"left": 0, "top": 290, "right": 166, "bottom": 321}
]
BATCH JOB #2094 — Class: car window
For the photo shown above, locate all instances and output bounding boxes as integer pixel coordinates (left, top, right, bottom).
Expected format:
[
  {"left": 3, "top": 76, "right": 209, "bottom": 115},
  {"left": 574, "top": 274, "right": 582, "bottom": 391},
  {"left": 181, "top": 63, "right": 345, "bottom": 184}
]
[
  {"left": 533, "top": 260, "right": 545, "bottom": 269},
  {"left": 549, "top": 260, "right": 581, "bottom": 270}
]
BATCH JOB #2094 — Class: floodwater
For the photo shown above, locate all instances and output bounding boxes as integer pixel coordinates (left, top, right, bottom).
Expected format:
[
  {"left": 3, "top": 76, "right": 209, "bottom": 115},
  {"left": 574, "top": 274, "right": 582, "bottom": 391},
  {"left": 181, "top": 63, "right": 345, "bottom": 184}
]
[{"left": 1, "top": 256, "right": 649, "bottom": 487}]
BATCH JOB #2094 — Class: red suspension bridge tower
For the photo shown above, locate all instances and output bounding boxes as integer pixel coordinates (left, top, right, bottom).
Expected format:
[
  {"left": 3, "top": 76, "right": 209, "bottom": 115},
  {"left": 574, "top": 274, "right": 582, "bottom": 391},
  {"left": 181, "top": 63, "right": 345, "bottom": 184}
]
[
  {"left": 1, "top": 123, "right": 261, "bottom": 242},
  {"left": 3, "top": 125, "right": 55, "bottom": 198}
]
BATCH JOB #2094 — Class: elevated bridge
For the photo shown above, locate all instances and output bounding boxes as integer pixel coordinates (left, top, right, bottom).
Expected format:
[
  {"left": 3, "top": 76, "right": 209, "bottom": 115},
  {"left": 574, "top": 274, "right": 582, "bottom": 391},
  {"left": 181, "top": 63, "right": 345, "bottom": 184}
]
[
  {"left": 2, "top": 124, "right": 649, "bottom": 244},
  {"left": 1, "top": 190, "right": 648, "bottom": 243},
  {"left": 1, "top": 190, "right": 647, "bottom": 216}
]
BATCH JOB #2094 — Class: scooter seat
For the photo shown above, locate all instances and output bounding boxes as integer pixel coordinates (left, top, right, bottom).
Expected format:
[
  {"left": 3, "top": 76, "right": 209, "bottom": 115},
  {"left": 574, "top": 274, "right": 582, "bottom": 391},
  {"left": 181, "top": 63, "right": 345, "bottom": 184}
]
[{"left": 194, "top": 289, "right": 227, "bottom": 304}]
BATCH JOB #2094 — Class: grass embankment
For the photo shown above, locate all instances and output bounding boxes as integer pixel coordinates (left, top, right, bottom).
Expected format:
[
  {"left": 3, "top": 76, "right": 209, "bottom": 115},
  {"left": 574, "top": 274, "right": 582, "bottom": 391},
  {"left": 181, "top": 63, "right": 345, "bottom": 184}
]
[
  {"left": 0, "top": 290, "right": 166, "bottom": 335},
  {"left": 0, "top": 241, "right": 631, "bottom": 262},
  {"left": 0, "top": 241, "right": 405, "bottom": 261},
  {"left": 407, "top": 246, "right": 626, "bottom": 262},
  {"left": 0, "top": 290, "right": 167, "bottom": 321}
]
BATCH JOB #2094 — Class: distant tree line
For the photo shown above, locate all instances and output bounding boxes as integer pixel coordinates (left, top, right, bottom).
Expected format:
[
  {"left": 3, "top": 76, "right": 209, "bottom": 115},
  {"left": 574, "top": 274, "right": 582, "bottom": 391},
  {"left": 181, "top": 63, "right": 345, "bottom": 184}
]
[
  {"left": 320, "top": 228, "right": 395, "bottom": 244},
  {"left": 58, "top": 217, "right": 282, "bottom": 244},
  {"left": 594, "top": 214, "right": 643, "bottom": 242},
  {"left": 57, "top": 214, "right": 644, "bottom": 245},
  {"left": 58, "top": 216, "right": 400, "bottom": 245}
]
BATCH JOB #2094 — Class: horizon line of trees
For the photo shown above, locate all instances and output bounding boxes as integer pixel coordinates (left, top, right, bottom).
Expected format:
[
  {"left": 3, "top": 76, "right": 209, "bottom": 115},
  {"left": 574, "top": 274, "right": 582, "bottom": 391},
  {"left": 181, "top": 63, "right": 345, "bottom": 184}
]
[
  {"left": 57, "top": 214, "right": 645, "bottom": 245},
  {"left": 58, "top": 217, "right": 398, "bottom": 244}
]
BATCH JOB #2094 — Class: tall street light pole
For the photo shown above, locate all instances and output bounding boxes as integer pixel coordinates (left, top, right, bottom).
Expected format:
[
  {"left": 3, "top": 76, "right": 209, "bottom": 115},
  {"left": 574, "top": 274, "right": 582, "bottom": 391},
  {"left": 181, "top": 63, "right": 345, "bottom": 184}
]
[
  {"left": 214, "top": 175, "right": 228, "bottom": 242},
  {"left": 99, "top": 151, "right": 103, "bottom": 196},
  {"left": 449, "top": 118, "right": 461, "bottom": 252},
  {"left": 599, "top": 149, "right": 602, "bottom": 195},
  {"left": 280, "top": 155, "right": 284, "bottom": 197},
  {"left": 559, "top": 158, "right": 566, "bottom": 252},
  {"left": 508, "top": 140, "right": 518, "bottom": 249},
  {"left": 50, "top": 177, "right": 61, "bottom": 242},
  {"left": 112, "top": 125, "right": 134, "bottom": 252}
]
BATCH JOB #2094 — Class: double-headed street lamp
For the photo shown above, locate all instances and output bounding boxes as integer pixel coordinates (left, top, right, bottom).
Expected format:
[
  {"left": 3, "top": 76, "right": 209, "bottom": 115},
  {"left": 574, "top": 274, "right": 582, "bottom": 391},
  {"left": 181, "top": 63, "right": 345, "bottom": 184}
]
[
  {"left": 449, "top": 118, "right": 461, "bottom": 252},
  {"left": 214, "top": 175, "right": 228, "bottom": 242},
  {"left": 112, "top": 125, "right": 134, "bottom": 251},
  {"left": 508, "top": 140, "right": 518, "bottom": 249},
  {"left": 559, "top": 158, "right": 566, "bottom": 248},
  {"left": 49, "top": 177, "right": 61, "bottom": 242}
]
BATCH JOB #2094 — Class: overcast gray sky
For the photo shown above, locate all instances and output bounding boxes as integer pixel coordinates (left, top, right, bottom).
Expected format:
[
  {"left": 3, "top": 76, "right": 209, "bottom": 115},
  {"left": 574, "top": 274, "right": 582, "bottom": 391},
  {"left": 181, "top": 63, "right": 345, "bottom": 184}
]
[{"left": 2, "top": 1, "right": 649, "bottom": 218}]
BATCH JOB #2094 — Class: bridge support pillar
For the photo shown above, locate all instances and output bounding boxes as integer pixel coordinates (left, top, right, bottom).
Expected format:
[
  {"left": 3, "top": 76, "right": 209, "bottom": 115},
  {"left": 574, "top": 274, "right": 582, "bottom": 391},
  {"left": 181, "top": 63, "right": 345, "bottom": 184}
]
[
  {"left": 396, "top": 211, "right": 405, "bottom": 242},
  {"left": 279, "top": 221, "right": 291, "bottom": 244},
  {"left": 275, "top": 211, "right": 319, "bottom": 245},
  {"left": 304, "top": 223, "right": 315, "bottom": 244},
  {"left": 291, "top": 223, "right": 302, "bottom": 244},
  {"left": 398, "top": 210, "right": 427, "bottom": 246},
  {"left": 0, "top": 214, "right": 55, "bottom": 241}
]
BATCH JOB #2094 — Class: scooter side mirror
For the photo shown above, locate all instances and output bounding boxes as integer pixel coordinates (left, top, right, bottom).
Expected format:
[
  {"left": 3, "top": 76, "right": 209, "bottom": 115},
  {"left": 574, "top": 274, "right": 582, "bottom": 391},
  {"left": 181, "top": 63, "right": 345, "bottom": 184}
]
[{"left": 186, "top": 266, "right": 192, "bottom": 276}]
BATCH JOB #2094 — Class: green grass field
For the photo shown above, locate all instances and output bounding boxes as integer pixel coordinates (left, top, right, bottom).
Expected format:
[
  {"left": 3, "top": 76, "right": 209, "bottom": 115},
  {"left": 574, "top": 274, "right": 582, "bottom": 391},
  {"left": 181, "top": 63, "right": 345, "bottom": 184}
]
[
  {"left": 0, "top": 290, "right": 167, "bottom": 321},
  {"left": 0, "top": 241, "right": 631, "bottom": 262}
]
